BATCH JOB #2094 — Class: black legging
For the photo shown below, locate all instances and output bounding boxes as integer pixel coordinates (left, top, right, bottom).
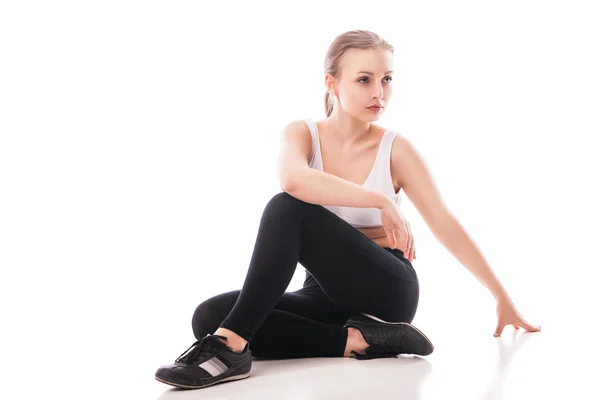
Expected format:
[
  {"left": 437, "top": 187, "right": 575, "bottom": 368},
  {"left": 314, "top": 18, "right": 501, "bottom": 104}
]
[{"left": 191, "top": 191, "right": 420, "bottom": 359}]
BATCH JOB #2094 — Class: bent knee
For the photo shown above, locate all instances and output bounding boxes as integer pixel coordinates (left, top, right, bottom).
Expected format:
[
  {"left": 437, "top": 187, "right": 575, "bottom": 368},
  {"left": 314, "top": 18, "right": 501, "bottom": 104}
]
[
  {"left": 191, "top": 290, "right": 240, "bottom": 340},
  {"left": 268, "top": 191, "right": 312, "bottom": 210}
]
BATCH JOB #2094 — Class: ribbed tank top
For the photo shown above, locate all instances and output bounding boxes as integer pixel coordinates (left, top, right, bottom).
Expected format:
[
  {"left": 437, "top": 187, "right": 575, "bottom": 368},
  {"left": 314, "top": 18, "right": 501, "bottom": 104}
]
[{"left": 304, "top": 118, "right": 402, "bottom": 228}]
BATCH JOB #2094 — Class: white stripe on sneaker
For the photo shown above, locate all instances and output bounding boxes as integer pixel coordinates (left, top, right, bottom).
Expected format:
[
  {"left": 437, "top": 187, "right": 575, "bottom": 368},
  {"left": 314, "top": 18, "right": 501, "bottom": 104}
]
[
  {"left": 210, "top": 357, "right": 229, "bottom": 372},
  {"left": 198, "top": 357, "right": 229, "bottom": 377}
]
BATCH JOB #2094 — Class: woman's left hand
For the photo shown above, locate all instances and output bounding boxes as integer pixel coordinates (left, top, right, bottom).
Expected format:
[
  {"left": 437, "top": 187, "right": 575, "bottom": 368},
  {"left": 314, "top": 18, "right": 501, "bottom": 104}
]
[
  {"left": 494, "top": 297, "right": 542, "bottom": 337},
  {"left": 379, "top": 201, "right": 416, "bottom": 262}
]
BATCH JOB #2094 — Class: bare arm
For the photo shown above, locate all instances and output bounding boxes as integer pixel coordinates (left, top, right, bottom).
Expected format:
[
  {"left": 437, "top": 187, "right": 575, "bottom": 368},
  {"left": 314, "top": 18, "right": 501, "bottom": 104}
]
[
  {"left": 285, "top": 168, "right": 389, "bottom": 210},
  {"left": 278, "top": 120, "right": 390, "bottom": 210},
  {"left": 392, "top": 136, "right": 510, "bottom": 301},
  {"left": 433, "top": 216, "right": 510, "bottom": 301}
]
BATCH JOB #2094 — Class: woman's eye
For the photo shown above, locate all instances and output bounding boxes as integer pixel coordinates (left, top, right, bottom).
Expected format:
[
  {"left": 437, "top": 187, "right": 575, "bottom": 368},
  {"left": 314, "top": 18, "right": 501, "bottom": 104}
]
[{"left": 358, "top": 76, "right": 393, "bottom": 83}]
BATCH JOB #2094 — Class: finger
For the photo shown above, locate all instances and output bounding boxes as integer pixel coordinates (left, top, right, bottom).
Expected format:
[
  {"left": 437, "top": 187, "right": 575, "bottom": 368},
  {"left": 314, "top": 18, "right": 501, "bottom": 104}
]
[
  {"left": 405, "top": 231, "right": 413, "bottom": 257},
  {"left": 519, "top": 319, "right": 542, "bottom": 332},
  {"left": 405, "top": 243, "right": 412, "bottom": 261},
  {"left": 402, "top": 228, "right": 409, "bottom": 252},
  {"left": 394, "top": 229, "right": 402, "bottom": 251},
  {"left": 386, "top": 230, "right": 396, "bottom": 249},
  {"left": 493, "top": 323, "right": 505, "bottom": 337}
]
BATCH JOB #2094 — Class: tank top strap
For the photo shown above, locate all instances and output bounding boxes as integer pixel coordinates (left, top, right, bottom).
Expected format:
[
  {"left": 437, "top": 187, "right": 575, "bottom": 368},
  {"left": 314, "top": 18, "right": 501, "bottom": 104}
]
[
  {"left": 304, "top": 118, "right": 319, "bottom": 168},
  {"left": 303, "top": 118, "right": 317, "bottom": 139},
  {"left": 381, "top": 129, "right": 399, "bottom": 157}
]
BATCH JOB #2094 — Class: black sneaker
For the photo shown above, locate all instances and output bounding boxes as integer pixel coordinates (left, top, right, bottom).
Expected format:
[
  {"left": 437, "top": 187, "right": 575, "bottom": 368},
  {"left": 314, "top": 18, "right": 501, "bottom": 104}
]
[
  {"left": 344, "top": 313, "right": 434, "bottom": 360},
  {"left": 155, "top": 334, "right": 252, "bottom": 389}
]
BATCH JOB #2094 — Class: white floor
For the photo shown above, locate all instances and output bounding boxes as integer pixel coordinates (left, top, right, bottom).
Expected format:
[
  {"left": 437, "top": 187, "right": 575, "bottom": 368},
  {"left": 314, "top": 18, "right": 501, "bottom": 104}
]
[
  {"left": 3, "top": 270, "right": 596, "bottom": 400},
  {"left": 143, "top": 319, "right": 595, "bottom": 400}
]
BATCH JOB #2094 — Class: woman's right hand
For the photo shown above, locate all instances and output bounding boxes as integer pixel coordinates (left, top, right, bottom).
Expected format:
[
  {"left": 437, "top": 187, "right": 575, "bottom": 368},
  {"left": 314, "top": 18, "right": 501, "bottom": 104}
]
[{"left": 379, "top": 199, "right": 416, "bottom": 262}]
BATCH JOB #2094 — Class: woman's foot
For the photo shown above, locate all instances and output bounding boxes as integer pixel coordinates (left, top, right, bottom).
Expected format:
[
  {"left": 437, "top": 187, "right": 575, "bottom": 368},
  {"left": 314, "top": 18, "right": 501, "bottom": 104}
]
[
  {"left": 214, "top": 327, "right": 248, "bottom": 353},
  {"left": 344, "top": 313, "right": 434, "bottom": 360},
  {"left": 155, "top": 334, "right": 252, "bottom": 389},
  {"left": 345, "top": 327, "right": 370, "bottom": 357}
]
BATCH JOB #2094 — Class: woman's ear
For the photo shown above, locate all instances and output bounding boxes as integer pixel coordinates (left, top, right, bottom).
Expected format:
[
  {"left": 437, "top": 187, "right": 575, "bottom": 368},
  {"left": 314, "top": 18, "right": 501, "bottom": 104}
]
[{"left": 325, "top": 75, "right": 338, "bottom": 96}]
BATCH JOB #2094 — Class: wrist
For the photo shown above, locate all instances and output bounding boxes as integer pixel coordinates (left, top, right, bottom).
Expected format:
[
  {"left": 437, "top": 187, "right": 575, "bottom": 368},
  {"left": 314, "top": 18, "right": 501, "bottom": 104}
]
[
  {"left": 493, "top": 288, "right": 512, "bottom": 303},
  {"left": 373, "top": 191, "right": 390, "bottom": 210}
]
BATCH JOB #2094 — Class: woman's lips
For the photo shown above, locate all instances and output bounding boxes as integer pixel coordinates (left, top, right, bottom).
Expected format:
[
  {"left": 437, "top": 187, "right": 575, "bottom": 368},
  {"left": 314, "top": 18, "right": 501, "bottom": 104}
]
[{"left": 367, "top": 106, "right": 382, "bottom": 111}]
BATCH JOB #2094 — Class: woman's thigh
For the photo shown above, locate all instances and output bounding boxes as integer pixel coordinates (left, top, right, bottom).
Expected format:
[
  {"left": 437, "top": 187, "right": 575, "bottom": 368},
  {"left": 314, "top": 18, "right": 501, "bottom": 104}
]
[{"left": 285, "top": 194, "right": 420, "bottom": 323}]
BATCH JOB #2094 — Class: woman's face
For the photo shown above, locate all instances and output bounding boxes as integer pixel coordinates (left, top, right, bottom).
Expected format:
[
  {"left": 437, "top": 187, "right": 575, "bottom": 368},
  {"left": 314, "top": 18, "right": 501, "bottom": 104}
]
[{"left": 327, "top": 48, "right": 394, "bottom": 120}]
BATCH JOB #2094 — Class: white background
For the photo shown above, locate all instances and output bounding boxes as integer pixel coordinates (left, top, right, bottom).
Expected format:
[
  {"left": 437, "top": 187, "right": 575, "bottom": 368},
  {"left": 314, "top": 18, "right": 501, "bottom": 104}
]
[{"left": 1, "top": 1, "right": 598, "bottom": 399}]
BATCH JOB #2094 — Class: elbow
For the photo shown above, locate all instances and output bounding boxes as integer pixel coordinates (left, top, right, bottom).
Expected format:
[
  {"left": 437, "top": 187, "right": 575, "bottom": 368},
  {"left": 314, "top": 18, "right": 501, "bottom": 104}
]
[
  {"left": 281, "top": 180, "right": 295, "bottom": 194},
  {"left": 280, "top": 174, "right": 298, "bottom": 194},
  {"left": 280, "top": 169, "right": 305, "bottom": 194}
]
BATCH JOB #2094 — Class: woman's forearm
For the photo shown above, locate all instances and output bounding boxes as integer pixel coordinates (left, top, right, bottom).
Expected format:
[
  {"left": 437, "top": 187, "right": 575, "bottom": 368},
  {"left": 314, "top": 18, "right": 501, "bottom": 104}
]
[
  {"left": 284, "top": 168, "right": 388, "bottom": 210},
  {"left": 433, "top": 216, "right": 511, "bottom": 302}
]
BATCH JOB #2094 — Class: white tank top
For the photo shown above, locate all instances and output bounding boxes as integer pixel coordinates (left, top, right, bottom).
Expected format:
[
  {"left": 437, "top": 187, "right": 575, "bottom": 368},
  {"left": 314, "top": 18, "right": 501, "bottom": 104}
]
[{"left": 304, "top": 118, "right": 402, "bottom": 228}]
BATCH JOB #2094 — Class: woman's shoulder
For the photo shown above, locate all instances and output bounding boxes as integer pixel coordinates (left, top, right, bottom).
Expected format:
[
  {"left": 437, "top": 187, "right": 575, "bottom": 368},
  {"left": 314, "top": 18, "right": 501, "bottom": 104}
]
[
  {"left": 279, "top": 119, "right": 315, "bottom": 146},
  {"left": 283, "top": 118, "right": 312, "bottom": 129}
]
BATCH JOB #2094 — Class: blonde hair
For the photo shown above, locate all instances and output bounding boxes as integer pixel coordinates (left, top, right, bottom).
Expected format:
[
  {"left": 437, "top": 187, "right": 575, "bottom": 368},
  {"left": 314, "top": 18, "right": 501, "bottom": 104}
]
[{"left": 324, "top": 30, "right": 394, "bottom": 117}]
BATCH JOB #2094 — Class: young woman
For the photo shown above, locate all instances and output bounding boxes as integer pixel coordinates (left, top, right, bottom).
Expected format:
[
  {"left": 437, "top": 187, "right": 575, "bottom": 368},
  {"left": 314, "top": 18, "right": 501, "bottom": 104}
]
[{"left": 155, "top": 29, "right": 541, "bottom": 390}]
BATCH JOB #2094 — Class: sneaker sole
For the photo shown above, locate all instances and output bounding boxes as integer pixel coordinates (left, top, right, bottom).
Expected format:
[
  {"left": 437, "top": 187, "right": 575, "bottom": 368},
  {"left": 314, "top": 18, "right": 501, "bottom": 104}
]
[
  {"left": 357, "top": 312, "right": 435, "bottom": 355},
  {"left": 155, "top": 372, "right": 250, "bottom": 389}
]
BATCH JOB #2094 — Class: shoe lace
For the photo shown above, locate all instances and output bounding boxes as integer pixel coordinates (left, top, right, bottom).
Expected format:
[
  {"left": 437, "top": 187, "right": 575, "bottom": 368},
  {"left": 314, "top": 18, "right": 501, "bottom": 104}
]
[{"left": 175, "top": 335, "right": 228, "bottom": 365}]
